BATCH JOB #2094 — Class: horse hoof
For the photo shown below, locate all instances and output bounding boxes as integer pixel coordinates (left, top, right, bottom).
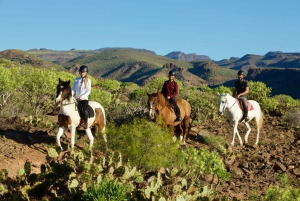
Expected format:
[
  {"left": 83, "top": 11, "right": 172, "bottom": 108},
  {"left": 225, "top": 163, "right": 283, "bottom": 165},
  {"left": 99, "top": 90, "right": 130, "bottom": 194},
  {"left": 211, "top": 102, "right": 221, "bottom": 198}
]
[{"left": 253, "top": 144, "right": 259, "bottom": 149}]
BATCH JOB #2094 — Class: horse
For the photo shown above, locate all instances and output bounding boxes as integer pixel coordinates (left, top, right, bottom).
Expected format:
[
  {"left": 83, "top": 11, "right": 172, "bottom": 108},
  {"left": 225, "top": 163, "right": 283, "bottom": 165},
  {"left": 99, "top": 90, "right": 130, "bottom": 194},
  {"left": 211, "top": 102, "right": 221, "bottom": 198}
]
[
  {"left": 217, "top": 93, "right": 264, "bottom": 147},
  {"left": 147, "top": 92, "right": 191, "bottom": 144},
  {"left": 55, "top": 78, "right": 106, "bottom": 152}
]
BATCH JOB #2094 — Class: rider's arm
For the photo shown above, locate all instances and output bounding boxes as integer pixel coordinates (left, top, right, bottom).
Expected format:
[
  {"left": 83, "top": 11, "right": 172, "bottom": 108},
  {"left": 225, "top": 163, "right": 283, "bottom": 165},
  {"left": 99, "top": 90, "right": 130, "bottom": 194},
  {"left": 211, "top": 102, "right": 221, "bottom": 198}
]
[
  {"left": 238, "top": 87, "right": 249, "bottom": 97},
  {"left": 232, "top": 87, "right": 237, "bottom": 97}
]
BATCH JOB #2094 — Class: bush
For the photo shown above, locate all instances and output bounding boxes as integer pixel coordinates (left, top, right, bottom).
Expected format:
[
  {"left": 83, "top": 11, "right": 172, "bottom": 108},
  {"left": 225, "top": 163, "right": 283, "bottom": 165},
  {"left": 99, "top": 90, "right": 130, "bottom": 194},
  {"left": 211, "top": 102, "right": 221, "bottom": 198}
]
[
  {"left": 248, "top": 81, "right": 272, "bottom": 103},
  {"left": 101, "top": 118, "right": 184, "bottom": 170},
  {"left": 82, "top": 180, "right": 129, "bottom": 201}
]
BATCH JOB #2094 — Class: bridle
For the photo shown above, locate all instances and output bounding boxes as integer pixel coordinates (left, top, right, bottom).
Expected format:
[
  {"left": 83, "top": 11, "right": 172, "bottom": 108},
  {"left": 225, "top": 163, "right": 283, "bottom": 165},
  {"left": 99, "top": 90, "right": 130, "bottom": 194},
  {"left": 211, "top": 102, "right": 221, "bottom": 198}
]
[
  {"left": 220, "top": 98, "right": 237, "bottom": 113},
  {"left": 149, "top": 98, "right": 159, "bottom": 117}
]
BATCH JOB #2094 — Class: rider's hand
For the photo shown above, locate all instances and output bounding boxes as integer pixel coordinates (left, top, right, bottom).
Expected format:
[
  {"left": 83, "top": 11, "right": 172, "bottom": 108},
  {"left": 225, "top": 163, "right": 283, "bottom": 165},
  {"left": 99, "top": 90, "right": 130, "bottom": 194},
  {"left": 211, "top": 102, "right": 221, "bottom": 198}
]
[{"left": 167, "top": 96, "right": 170, "bottom": 99}]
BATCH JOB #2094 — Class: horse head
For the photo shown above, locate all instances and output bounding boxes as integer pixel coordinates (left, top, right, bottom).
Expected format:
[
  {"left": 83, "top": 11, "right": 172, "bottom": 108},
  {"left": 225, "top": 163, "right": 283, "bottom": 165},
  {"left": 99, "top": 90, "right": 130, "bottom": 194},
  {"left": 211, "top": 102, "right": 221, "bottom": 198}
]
[
  {"left": 147, "top": 92, "right": 158, "bottom": 119},
  {"left": 56, "top": 78, "right": 72, "bottom": 104},
  {"left": 217, "top": 93, "right": 230, "bottom": 115}
]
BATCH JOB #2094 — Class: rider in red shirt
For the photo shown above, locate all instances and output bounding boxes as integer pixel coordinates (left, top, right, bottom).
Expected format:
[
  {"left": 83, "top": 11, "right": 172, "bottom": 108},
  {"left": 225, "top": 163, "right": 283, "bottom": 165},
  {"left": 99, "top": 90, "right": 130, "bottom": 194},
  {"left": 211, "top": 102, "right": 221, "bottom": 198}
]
[{"left": 161, "top": 70, "right": 182, "bottom": 122}]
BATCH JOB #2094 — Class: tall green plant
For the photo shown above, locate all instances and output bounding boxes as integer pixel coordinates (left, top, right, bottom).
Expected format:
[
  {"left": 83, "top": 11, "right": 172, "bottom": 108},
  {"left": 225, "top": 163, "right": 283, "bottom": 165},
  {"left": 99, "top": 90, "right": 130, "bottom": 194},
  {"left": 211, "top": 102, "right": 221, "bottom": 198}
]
[{"left": 101, "top": 118, "right": 184, "bottom": 170}]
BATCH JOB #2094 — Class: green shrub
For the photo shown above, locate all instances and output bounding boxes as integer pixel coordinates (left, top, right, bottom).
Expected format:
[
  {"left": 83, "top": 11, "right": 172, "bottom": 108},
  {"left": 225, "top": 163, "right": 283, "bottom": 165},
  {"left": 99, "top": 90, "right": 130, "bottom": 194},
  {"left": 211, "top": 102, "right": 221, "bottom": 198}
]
[
  {"left": 248, "top": 81, "right": 272, "bottom": 103},
  {"left": 82, "top": 180, "right": 129, "bottom": 201},
  {"left": 98, "top": 79, "right": 121, "bottom": 92},
  {"left": 101, "top": 118, "right": 184, "bottom": 170},
  {"left": 90, "top": 88, "right": 112, "bottom": 109},
  {"left": 263, "top": 174, "right": 300, "bottom": 201}
]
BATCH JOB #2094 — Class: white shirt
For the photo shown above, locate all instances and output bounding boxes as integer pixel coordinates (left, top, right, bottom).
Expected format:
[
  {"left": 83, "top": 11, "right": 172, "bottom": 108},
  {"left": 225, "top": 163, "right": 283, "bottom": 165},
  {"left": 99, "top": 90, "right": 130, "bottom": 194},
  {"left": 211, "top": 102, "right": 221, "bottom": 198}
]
[{"left": 71, "top": 77, "right": 91, "bottom": 100}]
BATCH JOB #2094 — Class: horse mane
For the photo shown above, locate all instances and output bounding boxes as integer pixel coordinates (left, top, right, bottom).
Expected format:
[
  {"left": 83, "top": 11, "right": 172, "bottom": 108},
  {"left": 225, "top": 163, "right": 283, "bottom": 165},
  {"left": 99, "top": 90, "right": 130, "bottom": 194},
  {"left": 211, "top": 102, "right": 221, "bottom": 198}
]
[{"left": 157, "top": 92, "right": 172, "bottom": 108}]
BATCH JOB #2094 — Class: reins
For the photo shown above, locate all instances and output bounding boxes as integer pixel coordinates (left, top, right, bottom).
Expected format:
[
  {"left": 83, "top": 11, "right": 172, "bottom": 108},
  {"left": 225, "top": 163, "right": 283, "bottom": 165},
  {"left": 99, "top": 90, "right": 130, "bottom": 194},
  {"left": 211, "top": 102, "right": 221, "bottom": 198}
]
[{"left": 221, "top": 98, "right": 237, "bottom": 113}]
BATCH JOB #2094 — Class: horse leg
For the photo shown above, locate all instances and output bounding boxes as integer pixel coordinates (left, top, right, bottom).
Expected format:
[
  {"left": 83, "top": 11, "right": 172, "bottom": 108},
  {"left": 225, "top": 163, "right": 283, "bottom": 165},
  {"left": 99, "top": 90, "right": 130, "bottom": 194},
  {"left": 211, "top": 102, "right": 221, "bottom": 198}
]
[
  {"left": 85, "top": 128, "right": 94, "bottom": 152},
  {"left": 244, "top": 122, "right": 251, "bottom": 144},
  {"left": 69, "top": 126, "right": 76, "bottom": 151},
  {"left": 56, "top": 127, "right": 65, "bottom": 151},
  {"left": 178, "top": 123, "right": 184, "bottom": 143},
  {"left": 231, "top": 121, "right": 243, "bottom": 146},
  {"left": 182, "top": 117, "right": 190, "bottom": 144}
]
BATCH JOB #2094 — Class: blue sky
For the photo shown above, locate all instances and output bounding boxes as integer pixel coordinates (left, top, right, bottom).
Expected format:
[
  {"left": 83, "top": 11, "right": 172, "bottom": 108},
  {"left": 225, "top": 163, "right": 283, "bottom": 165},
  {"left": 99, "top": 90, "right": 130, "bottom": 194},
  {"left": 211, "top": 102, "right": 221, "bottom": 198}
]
[{"left": 0, "top": 0, "right": 299, "bottom": 61}]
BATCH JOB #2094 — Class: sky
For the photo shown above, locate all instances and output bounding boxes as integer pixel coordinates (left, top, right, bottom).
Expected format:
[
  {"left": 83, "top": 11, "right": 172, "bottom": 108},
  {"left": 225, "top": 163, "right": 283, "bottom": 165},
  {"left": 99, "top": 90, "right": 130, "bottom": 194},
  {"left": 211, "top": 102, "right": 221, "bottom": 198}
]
[{"left": 0, "top": 0, "right": 299, "bottom": 61}]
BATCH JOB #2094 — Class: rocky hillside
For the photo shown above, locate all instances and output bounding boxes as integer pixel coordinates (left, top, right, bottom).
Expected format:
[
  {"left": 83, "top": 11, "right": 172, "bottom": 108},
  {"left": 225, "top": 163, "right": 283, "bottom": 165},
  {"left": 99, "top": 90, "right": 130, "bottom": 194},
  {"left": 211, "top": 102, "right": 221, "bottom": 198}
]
[
  {"left": 165, "top": 51, "right": 211, "bottom": 61},
  {"left": 215, "top": 51, "right": 300, "bottom": 70},
  {"left": 0, "top": 49, "right": 65, "bottom": 70}
]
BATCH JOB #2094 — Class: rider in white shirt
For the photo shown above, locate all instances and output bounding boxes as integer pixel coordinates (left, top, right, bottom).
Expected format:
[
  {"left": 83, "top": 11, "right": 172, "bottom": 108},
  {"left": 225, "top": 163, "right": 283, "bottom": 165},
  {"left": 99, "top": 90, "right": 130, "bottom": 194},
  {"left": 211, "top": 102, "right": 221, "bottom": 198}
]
[{"left": 72, "top": 65, "right": 91, "bottom": 128}]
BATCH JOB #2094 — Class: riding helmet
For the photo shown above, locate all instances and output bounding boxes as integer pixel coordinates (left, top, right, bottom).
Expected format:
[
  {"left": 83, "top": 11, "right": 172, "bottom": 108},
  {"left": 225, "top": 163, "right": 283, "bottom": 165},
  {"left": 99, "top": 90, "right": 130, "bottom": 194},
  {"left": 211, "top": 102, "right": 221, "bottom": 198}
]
[
  {"left": 237, "top": 70, "right": 244, "bottom": 75},
  {"left": 169, "top": 70, "right": 176, "bottom": 76},
  {"left": 79, "top": 65, "right": 89, "bottom": 73}
]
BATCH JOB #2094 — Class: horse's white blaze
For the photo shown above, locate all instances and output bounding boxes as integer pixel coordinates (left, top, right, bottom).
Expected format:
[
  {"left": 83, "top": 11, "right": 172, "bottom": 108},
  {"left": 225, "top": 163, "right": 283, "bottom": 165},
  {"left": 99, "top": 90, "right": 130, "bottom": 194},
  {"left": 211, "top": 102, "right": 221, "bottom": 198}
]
[
  {"left": 149, "top": 102, "right": 154, "bottom": 119},
  {"left": 217, "top": 93, "right": 263, "bottom": 146}
]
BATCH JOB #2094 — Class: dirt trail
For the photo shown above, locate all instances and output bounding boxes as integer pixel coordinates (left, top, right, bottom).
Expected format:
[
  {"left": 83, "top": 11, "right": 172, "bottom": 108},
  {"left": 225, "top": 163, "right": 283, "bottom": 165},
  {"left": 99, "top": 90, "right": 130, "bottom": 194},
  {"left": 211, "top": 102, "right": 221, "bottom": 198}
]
[{"left": 0, "top": 115, "right": 299, "bottom": 199}]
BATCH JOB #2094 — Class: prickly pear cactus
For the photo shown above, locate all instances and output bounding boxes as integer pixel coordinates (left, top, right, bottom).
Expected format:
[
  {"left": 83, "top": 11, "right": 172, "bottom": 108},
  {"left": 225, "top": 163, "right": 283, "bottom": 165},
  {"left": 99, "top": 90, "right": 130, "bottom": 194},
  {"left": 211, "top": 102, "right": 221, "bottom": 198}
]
[
  {"left": 18, "top": 168, "right": 25, "bottom": 177},
  {"left": 40, "top": 164, "right": 46, "bottom": 174},
  {"left": 0, "top": 169, "right": 8, "bottom": 182},
  {"left": 74, "top": 151, "right": 84, "bottom": 163},
  {"left": 0, "top": 183, "right": 8, "bottom": 195},
  {"left": 173, "top": 185, "right": 182, "bottom": 194},
  {"left": 24, "top": 159, "right": 31, "bottom": 176},
  {"left": 114, "top": 151, "right": 122, "bottom": 168},
  {"left": 47, "top": 148, "right": 58, "bottom": 158},
  {"left": 105, "top": 150, "right": 114, "bottom": 166},
  {"left": 114, "top": 166, "right": 126, "bottom": 177},
  {"left": 134, "top": 175, "right": 144, "bottom": 183},
  {"left": 68, "top": 179, "right": 79, "bottom": 188}
]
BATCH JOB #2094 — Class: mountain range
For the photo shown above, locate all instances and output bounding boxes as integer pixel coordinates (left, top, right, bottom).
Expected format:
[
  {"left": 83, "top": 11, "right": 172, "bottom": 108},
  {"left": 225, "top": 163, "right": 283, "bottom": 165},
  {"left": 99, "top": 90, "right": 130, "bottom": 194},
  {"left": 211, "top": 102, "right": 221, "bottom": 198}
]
[{"left": 0, "top": 48, "right": 300, "bottom": 99}]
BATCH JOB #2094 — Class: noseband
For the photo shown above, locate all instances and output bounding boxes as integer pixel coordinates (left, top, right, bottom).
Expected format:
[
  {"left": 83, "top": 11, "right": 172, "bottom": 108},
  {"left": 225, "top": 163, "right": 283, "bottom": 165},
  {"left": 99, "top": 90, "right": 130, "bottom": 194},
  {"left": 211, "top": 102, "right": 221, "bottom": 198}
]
[{"left": 220, "top": 98, "right": 237, "bottom": 113}]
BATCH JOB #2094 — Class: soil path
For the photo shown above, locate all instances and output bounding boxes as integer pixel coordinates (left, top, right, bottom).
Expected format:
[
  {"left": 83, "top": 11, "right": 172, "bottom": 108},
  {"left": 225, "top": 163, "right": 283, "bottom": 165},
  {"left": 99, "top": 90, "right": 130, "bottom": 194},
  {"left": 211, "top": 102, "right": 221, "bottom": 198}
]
[{"left": 0, "top": 115, "right": 299, "bottom": 199}]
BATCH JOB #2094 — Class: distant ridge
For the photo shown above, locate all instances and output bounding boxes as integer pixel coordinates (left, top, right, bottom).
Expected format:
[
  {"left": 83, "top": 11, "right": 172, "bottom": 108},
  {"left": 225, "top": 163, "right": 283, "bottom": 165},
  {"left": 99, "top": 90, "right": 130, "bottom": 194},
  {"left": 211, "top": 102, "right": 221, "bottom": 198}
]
[{"left": 165, "top": 51, "right": 211, "bottom": 61}]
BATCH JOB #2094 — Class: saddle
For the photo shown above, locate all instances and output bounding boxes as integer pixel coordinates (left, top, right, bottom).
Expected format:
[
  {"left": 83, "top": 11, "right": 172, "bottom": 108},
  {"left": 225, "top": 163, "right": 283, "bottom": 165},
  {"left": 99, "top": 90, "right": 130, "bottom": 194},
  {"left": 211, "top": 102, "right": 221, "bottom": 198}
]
[
  {"left": 77, "top": 102, "right": 95, "bottom": 119},
  {"left": 237, "top": 100, "right": 254, "bottom": 111}
]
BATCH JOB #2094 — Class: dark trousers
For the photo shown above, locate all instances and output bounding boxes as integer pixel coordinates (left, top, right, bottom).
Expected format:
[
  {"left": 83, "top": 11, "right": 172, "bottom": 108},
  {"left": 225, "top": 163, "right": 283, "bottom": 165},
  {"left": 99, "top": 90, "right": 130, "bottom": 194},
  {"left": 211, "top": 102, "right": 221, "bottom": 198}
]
[
  {"left": 79, "top": 100, "right": 89, "bottom": 122},
  {"left": 238, "top": 97, "right": 248, "bottom": 111},
  {"left": 169, "top": 97, "right": 181, "bottom": 116}
]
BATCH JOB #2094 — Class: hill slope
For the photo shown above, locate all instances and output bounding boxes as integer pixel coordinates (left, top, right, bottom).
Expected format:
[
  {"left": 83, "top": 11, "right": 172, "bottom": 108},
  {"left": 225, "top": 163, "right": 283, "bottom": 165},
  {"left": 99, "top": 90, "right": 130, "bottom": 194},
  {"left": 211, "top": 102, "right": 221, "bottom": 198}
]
[{"left": 0, "top": 49, "right": 65, "bottom": 70}]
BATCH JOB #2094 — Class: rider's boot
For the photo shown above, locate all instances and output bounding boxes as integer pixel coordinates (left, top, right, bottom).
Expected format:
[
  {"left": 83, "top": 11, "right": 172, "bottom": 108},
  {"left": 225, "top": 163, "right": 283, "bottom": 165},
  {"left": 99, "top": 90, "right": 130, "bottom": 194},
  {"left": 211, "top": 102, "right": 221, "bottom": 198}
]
[
  {"left": 175, "top": 109, "right": 182, "bottom": 122},
  {"left": 242, "top": 107, "right": 249, "bottom": 122}
]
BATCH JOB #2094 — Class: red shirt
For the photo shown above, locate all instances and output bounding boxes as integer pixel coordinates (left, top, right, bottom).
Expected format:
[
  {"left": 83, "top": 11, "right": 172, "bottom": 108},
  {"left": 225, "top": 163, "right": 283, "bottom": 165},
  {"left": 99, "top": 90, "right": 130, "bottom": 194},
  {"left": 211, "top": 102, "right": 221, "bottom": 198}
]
[{"left": 161, "top": 80, "right": 178, "bottom": 98}]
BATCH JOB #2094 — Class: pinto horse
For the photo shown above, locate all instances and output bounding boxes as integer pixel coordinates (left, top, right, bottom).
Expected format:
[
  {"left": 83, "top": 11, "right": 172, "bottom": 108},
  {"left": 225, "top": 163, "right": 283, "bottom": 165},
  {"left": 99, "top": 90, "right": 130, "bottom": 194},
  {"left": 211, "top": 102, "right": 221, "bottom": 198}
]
[
  {"left": 55, "top": 78, "right": 106, "bottom": 152},
  {"left": 147, "top": 92, "right": 191, "bottom": 144},
  {"left": 217, "top": 93, "right": 264, "bottom": 147}
]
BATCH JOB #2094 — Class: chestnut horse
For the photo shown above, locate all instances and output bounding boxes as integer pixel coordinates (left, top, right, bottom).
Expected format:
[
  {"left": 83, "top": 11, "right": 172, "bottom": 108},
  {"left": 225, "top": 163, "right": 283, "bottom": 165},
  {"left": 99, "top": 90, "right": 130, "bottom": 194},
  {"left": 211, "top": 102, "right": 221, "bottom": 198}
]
[
  {"left": 55, "top": 78, "right": 106, "bottom": 152},
  {"left": 147, "top": 92, "right": 191, "bottom": 144}
]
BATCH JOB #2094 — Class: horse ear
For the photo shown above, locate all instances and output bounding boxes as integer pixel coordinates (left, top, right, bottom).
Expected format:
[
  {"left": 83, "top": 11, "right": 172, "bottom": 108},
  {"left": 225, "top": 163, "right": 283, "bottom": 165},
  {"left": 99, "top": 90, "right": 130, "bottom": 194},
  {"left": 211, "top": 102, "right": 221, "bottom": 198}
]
[
  {"left": 67, "top": 80, "right": 70, "bottom": 85},
  {"left": 59, "top": 78, "right": 62, "bottom": 83}
]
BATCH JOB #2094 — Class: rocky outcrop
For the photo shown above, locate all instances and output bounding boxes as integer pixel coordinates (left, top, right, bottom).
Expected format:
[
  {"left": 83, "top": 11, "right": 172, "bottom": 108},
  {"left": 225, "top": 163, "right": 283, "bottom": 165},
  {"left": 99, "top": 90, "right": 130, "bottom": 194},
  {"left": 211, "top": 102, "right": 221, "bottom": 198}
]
[{"left": 165, "top": 51, "right": 211, "bottom": 61}]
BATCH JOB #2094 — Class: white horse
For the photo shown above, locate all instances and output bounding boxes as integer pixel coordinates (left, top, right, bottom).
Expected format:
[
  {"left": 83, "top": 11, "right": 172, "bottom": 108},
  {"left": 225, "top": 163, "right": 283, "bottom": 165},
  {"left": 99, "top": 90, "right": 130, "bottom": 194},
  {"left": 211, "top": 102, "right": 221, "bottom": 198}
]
[
  {"left": 217, "top": 93, "right": 264, "bottom": 147},
  {"left": 55, "top": 78, "right": 107, "bottom": 152}
]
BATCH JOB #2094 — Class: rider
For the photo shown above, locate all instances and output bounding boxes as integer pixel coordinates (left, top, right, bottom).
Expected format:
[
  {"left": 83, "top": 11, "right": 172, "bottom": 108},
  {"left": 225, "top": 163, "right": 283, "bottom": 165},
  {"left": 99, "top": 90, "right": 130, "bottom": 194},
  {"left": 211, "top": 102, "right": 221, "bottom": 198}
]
[
  {"left": 72, "top": 65, "right": 92, "bottom": 129},
  {"left": 232, "top": 70, "right": 249, "bottom": 121},
  {"left": 161, "top": 70, "right": 182, "bottom": 122}
]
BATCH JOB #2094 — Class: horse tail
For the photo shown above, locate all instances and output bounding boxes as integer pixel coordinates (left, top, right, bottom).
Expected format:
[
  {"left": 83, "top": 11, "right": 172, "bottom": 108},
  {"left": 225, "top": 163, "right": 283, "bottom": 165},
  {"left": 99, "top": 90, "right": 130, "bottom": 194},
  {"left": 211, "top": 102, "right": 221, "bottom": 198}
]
[{"left": 257, "top": 110, "right": 264, "bottom": 131}]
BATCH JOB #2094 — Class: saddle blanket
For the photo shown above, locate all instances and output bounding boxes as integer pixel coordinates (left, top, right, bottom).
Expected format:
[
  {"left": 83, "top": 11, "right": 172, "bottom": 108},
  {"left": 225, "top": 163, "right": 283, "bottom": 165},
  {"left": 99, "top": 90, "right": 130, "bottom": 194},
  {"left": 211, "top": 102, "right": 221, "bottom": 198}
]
[{"left": 238, "top": 101, "right": 254, "bottom": 111}]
